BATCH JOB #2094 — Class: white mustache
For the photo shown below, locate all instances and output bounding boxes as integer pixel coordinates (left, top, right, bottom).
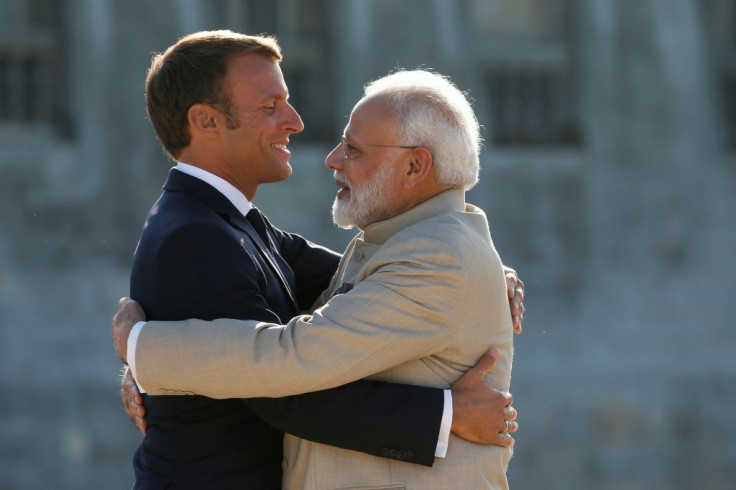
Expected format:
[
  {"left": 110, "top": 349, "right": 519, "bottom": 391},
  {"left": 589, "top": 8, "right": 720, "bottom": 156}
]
[{"left": 333, "top": 171, "right": 351, "bottom": 189}]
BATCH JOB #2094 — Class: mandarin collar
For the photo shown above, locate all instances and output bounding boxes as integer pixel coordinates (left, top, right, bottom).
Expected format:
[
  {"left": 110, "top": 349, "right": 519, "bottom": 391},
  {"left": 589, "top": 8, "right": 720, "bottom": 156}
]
[{"left": 360, "top": 188, "right": 466, "bottom": 245}]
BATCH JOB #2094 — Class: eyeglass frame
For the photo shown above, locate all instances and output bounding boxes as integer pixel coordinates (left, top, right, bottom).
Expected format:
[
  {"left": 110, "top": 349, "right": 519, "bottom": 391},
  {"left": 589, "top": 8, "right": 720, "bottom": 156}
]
[{"left": 340, "top": 136, "right": 419, "bottom": 160}]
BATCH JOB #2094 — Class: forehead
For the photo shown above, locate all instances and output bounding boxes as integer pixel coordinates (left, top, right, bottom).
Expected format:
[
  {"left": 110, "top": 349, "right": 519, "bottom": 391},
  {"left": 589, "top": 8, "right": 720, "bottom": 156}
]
[
  {"left": 224, "top": 53, "right": 288, "bottom": 100},
  {"left": 344, "top": 95, "right": 396, "bottom": 141}
]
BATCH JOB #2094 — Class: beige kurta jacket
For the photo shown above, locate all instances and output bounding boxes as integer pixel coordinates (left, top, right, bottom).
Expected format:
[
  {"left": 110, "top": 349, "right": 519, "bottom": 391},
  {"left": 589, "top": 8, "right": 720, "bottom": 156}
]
[{"left": 135, "top": 189, "right": 514, "bottom": 489}]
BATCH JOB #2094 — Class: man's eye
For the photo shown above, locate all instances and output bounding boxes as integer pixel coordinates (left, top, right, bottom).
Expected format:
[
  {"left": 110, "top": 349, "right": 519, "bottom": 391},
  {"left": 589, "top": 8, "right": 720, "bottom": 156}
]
[
  {"left": 264, "top": 105, "right": 276, "bottom": 113},
  {"left": 346, "top": 145, "right": 360, "bottom": 156}
]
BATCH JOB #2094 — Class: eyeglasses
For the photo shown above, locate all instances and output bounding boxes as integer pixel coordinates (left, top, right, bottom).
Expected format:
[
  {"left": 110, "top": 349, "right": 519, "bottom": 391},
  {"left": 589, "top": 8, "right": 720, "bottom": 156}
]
[{"left": 341, "top": 136, "right": 419, "bottom": 160}]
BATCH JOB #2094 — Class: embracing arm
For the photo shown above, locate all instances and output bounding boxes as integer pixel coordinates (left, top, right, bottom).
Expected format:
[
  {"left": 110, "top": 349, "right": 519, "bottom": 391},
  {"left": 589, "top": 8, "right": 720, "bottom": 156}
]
[
  {"left": 248, "top": 380, "right": 444, "bottom": 466},
  {"left": 116, "top": 276, "right": 522, "bottom": 462},
  {"left": 133, "top": 237, "right": 490, "bottom": 398},
  {"left": 121, "top": 223, "right": 457, "bottom": 464},
  {"left": 117, "top": 305, "right": 517, "bottom": 465}
]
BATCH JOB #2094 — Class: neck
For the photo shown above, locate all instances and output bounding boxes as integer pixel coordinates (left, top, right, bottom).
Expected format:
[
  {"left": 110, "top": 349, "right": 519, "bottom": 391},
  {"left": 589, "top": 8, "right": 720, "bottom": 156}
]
[{"left": 177, "top": 149, "right": 258, "bottom": 200}]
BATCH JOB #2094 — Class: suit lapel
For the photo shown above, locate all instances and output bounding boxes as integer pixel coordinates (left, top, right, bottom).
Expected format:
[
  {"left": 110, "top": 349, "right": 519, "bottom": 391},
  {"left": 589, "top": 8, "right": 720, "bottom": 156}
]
[
  {"left": 163, "top": 169, "right": 299, "bottom": 312},
  {"left": 228, "top": 212, "right": 298, "bottom": 311}
]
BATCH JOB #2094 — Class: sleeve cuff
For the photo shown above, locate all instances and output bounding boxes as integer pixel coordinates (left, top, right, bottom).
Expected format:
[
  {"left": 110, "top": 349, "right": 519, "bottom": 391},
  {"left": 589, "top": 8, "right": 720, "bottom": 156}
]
[
  {"left": 127, "top": 321, "right": 147, "bottom": 393},
  {"left": 434, "top": 389, "right": 452, "bottom": 458}
]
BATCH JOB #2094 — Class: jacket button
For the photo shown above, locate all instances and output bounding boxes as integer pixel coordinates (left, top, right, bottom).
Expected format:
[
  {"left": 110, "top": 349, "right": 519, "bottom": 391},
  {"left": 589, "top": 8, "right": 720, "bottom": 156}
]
[
  {"left": 282, "top": 458, "right": 288, "bottom": 470},
  {"left": 355, "top": 249, "right": 364, "bottom": 261}
]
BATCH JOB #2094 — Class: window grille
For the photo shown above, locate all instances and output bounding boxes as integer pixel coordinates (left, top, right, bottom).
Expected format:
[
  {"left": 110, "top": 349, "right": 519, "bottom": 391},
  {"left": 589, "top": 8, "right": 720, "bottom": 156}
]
[
  {"left": 486, "top": 65, "right": 581, "bottom": 146},
  {"left": 0, "top": 0, "right": 67, "bottom": 137},
  {"left": 472, "top": 0, "right": 581, "bottom": 147}
]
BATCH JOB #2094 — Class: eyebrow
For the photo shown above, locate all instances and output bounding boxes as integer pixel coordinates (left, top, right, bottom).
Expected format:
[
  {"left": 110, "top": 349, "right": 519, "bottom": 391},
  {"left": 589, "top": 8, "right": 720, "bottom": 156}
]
[{"left": 257, "top": 90, "right": 289, "bottom": 103}]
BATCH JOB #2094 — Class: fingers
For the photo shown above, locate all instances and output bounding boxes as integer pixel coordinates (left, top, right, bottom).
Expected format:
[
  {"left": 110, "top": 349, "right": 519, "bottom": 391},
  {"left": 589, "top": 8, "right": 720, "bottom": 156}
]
[
  {"left": 124, "top": 394, "right": 147, "bottom": 435},
  {"left": 120, "top": 367, "right": 147, "bottom": 435},
  {"left": 504, "top": 270, "right": 517, "bottom": 299},
  {"left": 513, "top": 286, "right": 524, "bottom": 307},
  {"left": 111, "top": 297, "right": 146, "bottom": 363},
  {"left": 510, "top": 282, "right": 525, "bottom": 334},
  {"left": 504, "top": 270, "right": 525, "bottom": 334},
  {"left": 470, "top": 348, "right": 499, "bottom": 378},
  {"left": 498, "top": 392, "right": 518, "bottom": 438},
  {"left": 115, "top": 297, "right": 147, "bottom": 322},
  {"left": 504, "top": 392, "right": 514, "bottom": 408},
  {"left": 125, "top": 389, "right": 147, "bottom": 431},
  {"left": 510, "top": 282, "right": 524, "bottom": 312},
  {"left": 504, "top": 404, "right": 517, "bottom": 421},
  {"left": 130, "top": 393, "right": 145, "bottom": 417},
  {"left": 495, "top": 433, "right": 516, "bottom": 448},
  {"left": 134, "top": 413, "right": 147, "bottom": 435},
  {"left": 497, "top": 403, "right": 519, "bottom": 448},
  {"left": 512, "top": 317, "right": 523, "bottom": 335},
  {"left": 499, "top": 418, "right": 519, "bottom": 434}
]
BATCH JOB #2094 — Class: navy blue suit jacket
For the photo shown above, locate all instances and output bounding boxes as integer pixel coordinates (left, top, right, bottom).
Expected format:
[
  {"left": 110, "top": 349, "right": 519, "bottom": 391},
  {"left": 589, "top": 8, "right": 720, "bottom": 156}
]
[{"left": 129, "top": 169, "right": 444, "bottom": 489}]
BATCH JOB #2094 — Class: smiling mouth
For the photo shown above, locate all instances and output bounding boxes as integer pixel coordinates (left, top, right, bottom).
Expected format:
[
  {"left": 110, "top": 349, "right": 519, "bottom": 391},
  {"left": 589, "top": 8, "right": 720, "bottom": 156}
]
[{"left": 271, "top": 144, "right": 288, "bottom": 151}]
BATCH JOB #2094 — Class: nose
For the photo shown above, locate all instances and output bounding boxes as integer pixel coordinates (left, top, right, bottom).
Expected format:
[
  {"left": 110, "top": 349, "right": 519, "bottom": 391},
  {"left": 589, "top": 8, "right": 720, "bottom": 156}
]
[
  {"left": 283, "top": 102, "right": 304, "bottom": 134},
  {"left": 325, "top": 142, "right": 343, "bottom": 170}
]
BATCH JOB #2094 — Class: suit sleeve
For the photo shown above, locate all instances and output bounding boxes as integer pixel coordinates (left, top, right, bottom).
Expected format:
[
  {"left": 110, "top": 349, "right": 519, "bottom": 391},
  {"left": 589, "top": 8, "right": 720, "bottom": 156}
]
[
  {"left": 247, "top": 381, "right": 443, "bottom": 466},
  {"left": 145, "top": 222, "right": 443, "bottom": 466}
]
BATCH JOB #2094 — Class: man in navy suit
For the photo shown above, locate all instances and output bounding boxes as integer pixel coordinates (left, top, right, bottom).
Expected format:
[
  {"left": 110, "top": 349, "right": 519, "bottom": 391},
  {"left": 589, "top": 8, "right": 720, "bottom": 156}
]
[{"left": 121, "top": 30, "right": 522, "bottom": 489}]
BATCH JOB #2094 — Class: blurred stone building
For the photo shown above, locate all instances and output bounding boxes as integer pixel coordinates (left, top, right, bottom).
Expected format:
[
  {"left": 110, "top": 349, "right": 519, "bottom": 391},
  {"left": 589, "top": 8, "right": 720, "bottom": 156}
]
[{"left": 0, "top": 0, "right": 734, "bottom": 488}]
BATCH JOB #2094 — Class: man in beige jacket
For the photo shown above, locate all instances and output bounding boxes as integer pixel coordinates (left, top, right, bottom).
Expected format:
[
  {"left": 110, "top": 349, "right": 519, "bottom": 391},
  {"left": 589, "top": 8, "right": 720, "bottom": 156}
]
[{"left": 115, "top": 69, "right": 516, "bottom": 489}]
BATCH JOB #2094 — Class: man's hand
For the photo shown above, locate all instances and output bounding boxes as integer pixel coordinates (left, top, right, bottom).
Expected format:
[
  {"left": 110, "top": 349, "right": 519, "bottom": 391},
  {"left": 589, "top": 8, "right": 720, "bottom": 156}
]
[
  {"left": 503, "top": 266, "right": 525, "bottom": 334},
  {"left": 451, "top": 349, "right": 518, "bottom": 447},
  {"left": 120, "top": 366, "right": 147, "bottom": 435},
  {"left": 111, "top": 297, "right": 146, "bottom": 363}
]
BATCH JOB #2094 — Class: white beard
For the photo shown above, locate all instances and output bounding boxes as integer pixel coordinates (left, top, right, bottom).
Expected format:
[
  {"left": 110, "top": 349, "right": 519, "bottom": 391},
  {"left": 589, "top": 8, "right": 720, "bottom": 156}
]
[{"left": 332, "top": 163, "right": 398, "bottom": 230}]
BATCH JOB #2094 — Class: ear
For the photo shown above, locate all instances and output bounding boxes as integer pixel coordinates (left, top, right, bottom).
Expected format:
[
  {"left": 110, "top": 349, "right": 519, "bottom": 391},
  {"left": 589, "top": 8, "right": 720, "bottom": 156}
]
[
  {"left": 187, "top": 103, "right": 220, "bottom": 140},
  {"left": 402, "top": 146, "right": 434, "bottom": 188}
]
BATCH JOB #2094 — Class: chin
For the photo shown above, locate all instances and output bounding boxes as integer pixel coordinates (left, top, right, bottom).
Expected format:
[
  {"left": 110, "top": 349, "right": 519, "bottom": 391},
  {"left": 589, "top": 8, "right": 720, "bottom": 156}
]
[
  {"left": 270, "top": 164, "right": 293, "bottom": 182},
  {"left": 331, "top": 202, "right": 361, "bottom": 230}
]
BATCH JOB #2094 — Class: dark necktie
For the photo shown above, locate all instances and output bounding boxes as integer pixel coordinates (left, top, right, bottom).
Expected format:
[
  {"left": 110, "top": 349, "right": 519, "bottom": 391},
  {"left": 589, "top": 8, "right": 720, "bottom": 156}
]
[
  {"left": 245, "top": 207, "right": 297, "bottom": 313},
  {"left": 246, "top": 207, "right": 272, "bottom": 250}
]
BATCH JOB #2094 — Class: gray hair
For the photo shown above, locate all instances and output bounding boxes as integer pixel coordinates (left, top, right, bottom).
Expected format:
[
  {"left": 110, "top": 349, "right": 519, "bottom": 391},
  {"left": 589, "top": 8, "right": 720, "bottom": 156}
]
[{"left": 363, "top": 70, "right": 481, "bottom": 190}]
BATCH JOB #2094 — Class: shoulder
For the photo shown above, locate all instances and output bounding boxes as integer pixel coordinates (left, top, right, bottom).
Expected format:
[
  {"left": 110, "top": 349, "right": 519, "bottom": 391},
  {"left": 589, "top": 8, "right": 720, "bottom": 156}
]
[
  {"left": 137, "top": 200, "right": 249, "bottom": 263},
  {"left": 389, "top": 207, "right": 491, "bottom": 255},
  {"left": 370, "top": 208, "right": 498, "bottom": 291},
  {"left": 145, "top": 190, "right": 222, "bottom": 229}
]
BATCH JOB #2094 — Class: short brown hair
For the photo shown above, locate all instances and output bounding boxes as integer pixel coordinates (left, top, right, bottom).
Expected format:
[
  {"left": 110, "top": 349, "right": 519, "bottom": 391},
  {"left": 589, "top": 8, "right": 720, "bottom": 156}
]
[{"left": 145, "top": 30, "right": 282, "bottom": 159}]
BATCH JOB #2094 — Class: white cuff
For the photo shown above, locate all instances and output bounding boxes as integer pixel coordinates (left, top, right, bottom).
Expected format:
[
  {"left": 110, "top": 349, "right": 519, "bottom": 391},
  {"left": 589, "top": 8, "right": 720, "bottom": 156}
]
[
  {"left": 127, "top": 321, "right": 147, "bottom": 393},
  {"left": 434, "top": 389, "right": 452, "bottom": 458}
]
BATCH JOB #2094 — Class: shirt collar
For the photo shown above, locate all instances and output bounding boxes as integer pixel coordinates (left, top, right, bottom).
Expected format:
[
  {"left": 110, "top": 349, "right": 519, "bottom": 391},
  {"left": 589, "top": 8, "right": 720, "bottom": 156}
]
[{"left": 175, "top": 162, "right": 252, "bottom": 217}]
